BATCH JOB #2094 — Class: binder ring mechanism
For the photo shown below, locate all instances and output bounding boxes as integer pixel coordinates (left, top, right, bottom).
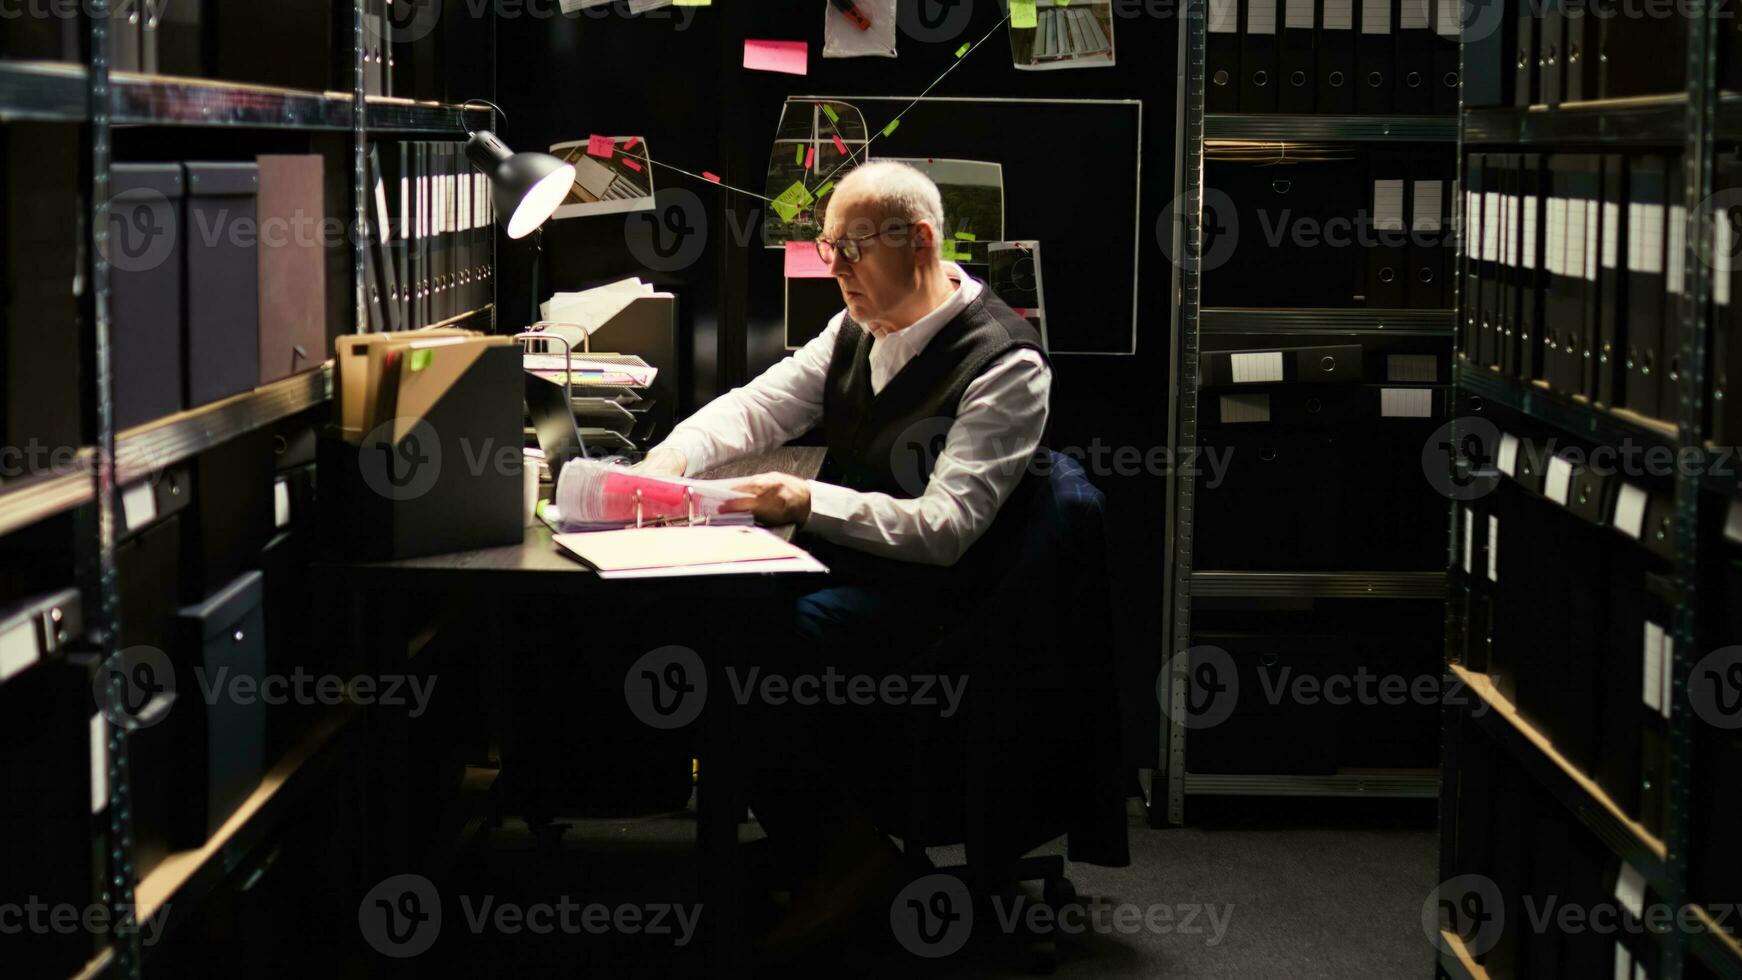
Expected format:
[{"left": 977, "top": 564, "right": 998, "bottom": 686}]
[{"left": 629, "top": 487, "right": 711, "bottom": 529}]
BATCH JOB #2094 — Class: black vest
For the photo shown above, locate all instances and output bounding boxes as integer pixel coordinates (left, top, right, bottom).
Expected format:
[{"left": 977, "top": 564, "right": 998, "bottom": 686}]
[{"left": 820, "top": 286, "right": 1048, "bottom": 502}]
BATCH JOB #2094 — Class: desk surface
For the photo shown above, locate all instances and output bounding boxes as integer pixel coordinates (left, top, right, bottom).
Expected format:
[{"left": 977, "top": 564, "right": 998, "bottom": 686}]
[{"left": 324, "top": 447, "right": 827, "bottom": 593}]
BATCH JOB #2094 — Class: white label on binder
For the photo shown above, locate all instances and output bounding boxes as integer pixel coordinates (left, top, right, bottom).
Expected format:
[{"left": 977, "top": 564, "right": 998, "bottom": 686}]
[
  {"left": 1522, "top": 196, "right": 1539, "bottom": 270},
  {"left": 0, "top": 616, "right": 39, "bottom": 684},
  {"left": 1615, "top": 484, "right": 1648, "bottom": 539},
  {"left": 1545, "top": 455, "right": 1573, "bottom": 506},
  {"left": 1247, "top": 0, "right": 1278, "bottom": 33},
  {"left": 1614, "top": 863, "right": 1647, "bottom": 920},
  {"left": 1323, "top": 0, "right": 1353, "bottom": 29},
  {"left": 1220, "top": 394, "right": 1271, "bottom": 423},
  {"left": 1387, "top": 354, "right": 1438, "bottom": 382},
  {"left": 1482, "top": 192, "right": 1501, "bottom": 262},
  {"left": 1374, "top": 180, "right": 1406, "bottom": 232},
  {"left": 1602, "top": 202, "right": 1621, "bottom": 270},
  {"left": 1631, "top": 202, "right": 1665, "bottom": 274},
  {"left": 1643, "top": 621, "right": 1665, "bottom": 713},
  {"left": 1461, "top": 507, "right": 1474, "bottom": 572},
  {"left": 1436, "top": 0, "right": 1461, "bottom": 34},
  {"left": 1546, "top": 197, "right": 1567, "bottom": 277},
  {"left": 1661, "top": 635, "right": 1674, "bottom": 720},
  {"left": 1583, "top": 199, "right": 1600, "bottom": 281},
  {"left": 1566, "top": 197, "right": 1589, "bottom": 283},
  {"left": 1414, "top": 180, "right": 1444, "bottom": 233},
  {"left": 90, "top": 713, "right": 107, "bottom": 815},
  {"left": 1502, "top": 196, "right": 1518, "bottom": 267},
  {"left": 121, "top": 480, "right": 155, "bottom": 532},
  {"left": 1209, "top": 0, "right": 1237, "bottom": 32},
  {"left": 1401, "top": 0, "right": 1429, "bottom": 30},
  {"left": 1717, "top": 210, "right": 1734, "bottom": 307},
  {"left": 1613, "top": 943, "right": 1632, "bottom": 980},
  {"left": 1667, "top": 204, "right": 1688, "bottom": 295},
  {"left": 1381, "top": 387, "right": 1433, "bottom": 418},
  {"left": 1634, "top": 963, "right": 1648, "bottom": 980},
  {"left": 373, "top": 177, "right": 392, "bottom": 245},
  {"left": 1286, "top": 0, "right": 1314, "bottom": 29},
  {"left": 400, "top": 175, "right": 410, "bottom": 241},
  {"left": 1230, "top": 351, "right": 1284, "bottom": 383},
  {"left": 1726, "top": 499, "right": 1742, "bottom": 544},
  {"left": 1361, "top": 0, "right": 1391, "bottom": 33},
  {"left": 1497, "top": 433, "right": 1520, "bottom": 477},
  {"left": 1487, "top": 516, "right": 1499, "bottom": 582},
  {"left": 274, "top": 477, "right": 291, "bottom": 530}
]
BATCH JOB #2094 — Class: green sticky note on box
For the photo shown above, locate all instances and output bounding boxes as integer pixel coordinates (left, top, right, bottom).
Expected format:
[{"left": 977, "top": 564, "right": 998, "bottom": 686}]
[
  {"left": 771, "top": 181, "right": 815, "bottom": 223},
  {"left": 410, "top": 349, "right": 433, "bottom": 372},
  {"left": 1011, "top": 0, "right": 1037, "bottom": 28}
]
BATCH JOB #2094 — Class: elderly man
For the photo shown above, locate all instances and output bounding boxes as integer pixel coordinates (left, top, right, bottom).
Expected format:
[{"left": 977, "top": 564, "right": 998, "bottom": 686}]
[{"left": 639, "top": 160, "right": 1052, "bottom": 949}]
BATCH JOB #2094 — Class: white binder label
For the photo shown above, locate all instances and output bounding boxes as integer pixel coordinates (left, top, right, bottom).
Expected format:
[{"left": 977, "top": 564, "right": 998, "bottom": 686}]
[
  {"left": 1209, "top": 0, "right": 1237, "bottom": 32},
  {"left": 1231, "top": 351, "right": 1284, "bottom": 383},
  {"left": 1461, "top": 506, "right": 1474, "bottom": 572},
  {"left": 1635, "top": 963, "right": 1648, "bottom": 980},
  {"left": 1220, "top": 394, "right": 1271, "bottom": 423},
  {"left": 1661, "top": 635, "right": 1674, "bottom": 719},
  {"left": 1374, "top": 180, "right": 1406, "bottom": 232},
  {"left": 1602, "top": 202, "right": 1621, "bottom": 270},
  {"left": 1497, "top": 433, "right": 1520, "bottom": 476},
  {"left": 1436, "top": 0, "right": 1461, "bottom": 34},
  {"left": 121, "top": 480, "right": 156, "bottom": 532},
  {"left": 1414, "top": 180, "right": 1444, "bottom": 233},
  {"left": 1247, "top": 0, "right": 1278, "bottom": 34},
  {"left": 1502, "top": 196, "right": 1518, "bottom": 267},
  {"left": 1286, "top": 0, "right": 1314, "bottom": 29},
  {"left": 1381, "top": 387, "right": 1433, "bottom": 417},
  {"left": 1630, "top": 202, "right": 1665, "bottom": 274},
  {"left": 1522, "top": 196, "right": 1539, "bottom": 270},
  {"left": 1361, "top": 0, "right": 1391, "bottom": 33},
  {"left": 1615, "top": 863, "right": 1647, "bottom": 921},
  {"left": 1323, "top": 0, "right": 1353, "bottom": 29},
  {"left": 1726, "top": 499, "right": 1742, "bottom": 544},
  {"left": 0, "top": 617, "right": 39, "bottom": 684},
  {"left": 274, "top": 477, "right": 292, "bottom": 530},
  {"left": 1401, "top": 0, "right": 1429, "bottom": 30},
  {"left": 1615, "top": 484, "right": 1648, "bottom": 539},
  {"left": 1643, "top": 621, "right": 1665, "bottom": 714},
  {"left": 1387, "top": 354, "right": 1438, "bottom": 382},
  {"left": 1614, "top": 943, "right": 1632, "bottom": 980},
  {"left": 1566, "top": 197, "right": 1590, "bottom": 283},
  {"left": 1717, "top": 210, "right": 1734, "bottom": 307},
  {"left": 1668, "top": 204, "right": 1688, "bottom": 295},
  {"left": 90, "top": 713, "right": 108, "bottom": 815},
  {"left": 1583, "top": 199, "right": 1600, "bottom": 281},
  {"left": 1487, "top": 516, "right": 1499, "bottom": 582},
  {"left": 1482, "top": 192, "right": 1501, "bottom": 262},
  {"left": 1545, "top": 455, "right": 1573, "bottom": 506},
  {"left": 1547, "top": 197, "right": 1568, "bottom": 277}
]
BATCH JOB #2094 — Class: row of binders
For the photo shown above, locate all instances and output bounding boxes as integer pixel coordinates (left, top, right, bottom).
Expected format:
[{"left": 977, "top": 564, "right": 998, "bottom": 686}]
[
  {"left": 1461, "top": 151, "right": 1741, "bottom": 435},
  {"left": 366, "top": 142, "right": 496, "bottom": 334},
  {"left": 1207, "top": 0, "right": 1460, "bottom": 114}
]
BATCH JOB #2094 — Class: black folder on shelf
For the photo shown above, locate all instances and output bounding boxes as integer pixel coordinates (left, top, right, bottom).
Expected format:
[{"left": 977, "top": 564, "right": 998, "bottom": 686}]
[
  {"left": 111, "top": 163, "right": 185, "bottom": 431},
  {"left": 184, "top": 161, "right": 261, "bottom": 408},
  {"left": 1357, "top": 0, "right": 1395, "bottom": 112},
  {"left": 1366, "top": 151, "right": 1409, "bottom": 308},
  {"left": 1658, "top": 162, "right": 1689, "bottom": 422},
  {"left": 1281, "top": 0, "right": 1317, "bottom": 112},
  {"left": 1462, "top": 153, "right": 1488, "bottom": 363},
  {"left": 1431, "top": 0, "right": 1461, "bottom": 112},
  {"left": 1537, "top": 0, "right": 1564, "bottom": 107},
  {"left": 1518, "top": 154, "right": 1547, "bottom": 382},
  {"left": 1563, "top": 0, "right": 1597, "bottom": 102},
  {"left": 1542, "top": 157, "right": 1578, "bottom": 393},
  {"left": 1209, "top": 0, "right": 1242, "bottom": 112},
  {"left": 1200, "top": 344, "right": 1366, "bottom": 386},
  {"left": 1475, "top": 156, "right": 1501, "bottom": 367},
  {"left": 1318, "top": 0, "right": 1359, "bottom": 111},
  {"left": 1598, "top": 5, "right": 1686, "bottom": 98},
  {"left": 1496, "top": 155, "right": 1520, "bottom": 373},
  {"left": 1460, "top": 0, "right": 1512, "bottom": 106},
  {"left": 368, "top": 146, "right": 403, "bottom": 333},
  {"left": 1241, "top": 0, "right": 1281, "bottom": 111},
  {"left": 1597, "top": 153, "right": 1628, "bottom": 407},
  {"left": 1713, "top": 155, "right": 1742, "bottom": 445},
  {"left": 1406, "top": 153, "right": 1450, "bottom": 310},
  {"left": 1623, "top": 154, "right": 1666, "bottom": 416},
  {"left": 1573, "top": 155, "right": 1603, "bottom": 398},
  {"left": 1395, "top": 0, "right": 1434, "bottom": 112},
  {"left": 1515, "top": 0, "right": 1538, "bottom": 106}
]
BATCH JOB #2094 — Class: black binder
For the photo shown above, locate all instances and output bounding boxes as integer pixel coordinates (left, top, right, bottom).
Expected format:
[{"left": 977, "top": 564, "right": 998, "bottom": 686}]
[
  {"left": 1357, "top": 0, "right": 1395, "bottom": 112},
  {"left": 1406, "top": 155, "right": 1450, "bottom": 310},
  {"left": 1597, "top": 153, "right": 1628, "bottom": 407},
  {"left": 1475, "top": 156, "right": 1501, "bottom": 366},
  {"left": 1460, "top": 0, "right": 1513, "bottom": 106},
  {"left": 1318, "top": 0, "right": 1359, "bottom": 111},
  {"left": 1571, "top": 155, "right": 1602, "bottom": 397},
  {"left": 1281, "top": 0, "right": 1318, "bottom": 112},
  {"left": 1462, "top": 154, "right": 1486, "bottom": 360},
  {"left": 1544, "top": 156, "right": 1583, "bottom": 394},
  {"left": 1431, "top": 0, "right": 1462, "bottom": 112},
  {"left": 1515, "top": 0, "right": 1538, "bottom": 106},
  {"left": 1209, "top": 0, "right": 1243, "bottom": 112},
  {"left": 1713, "top": 154, "right": 1742, "bottom": 444},
  {"left": 1563, "top": 0, "right": 1597, "bottom": 102},
  {"left": 1395, "top": 0, "right": 1434, "bottom": 112},
  {"left": 1624, "top": 155, "right": 1667, "bottom": 416},
  {"left": 1659, "top": 162, "right": 1689, "bottom": 421},
  {"left": 1518, "top": 154, "right": 1547, "bottom": 381},
  {"left": 1598, "top": 5, "right": 1686, "bottom": 98},
  {"left": 368, "top": 145, "right": 403, "bottom": 332},
  {"left": 1538, "top": 0, "right": 1564, "bottom": 107},
  {"left": 1366, "top": 152, "right": 1409, "bottom": 308},
  {"left": 1241, "top": 0, "right": 1282, "bottom": 111},
  {"left": 1496, "top": 155, "right": 1520, "bottom": 373}
]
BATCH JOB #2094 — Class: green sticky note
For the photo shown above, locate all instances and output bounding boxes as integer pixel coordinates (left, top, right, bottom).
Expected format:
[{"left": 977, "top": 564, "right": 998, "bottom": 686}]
[
  {"left": 1011, "top": 0, "right": 1037, "bottom": 28},
  {"left": 882, "top": 118, "right": 901, "bottom": 137},
  {"left": 796, "top": 144, "right": 805, "bottom": 165},
  {"left": 955, "top": 42, "right": 971, "bottom": 57},
  {"left": 410, "top": 349, "right": 433, "bottom": 372},
  {"left": 815, "top": 180, "right": 836, "bottom": 198},
  {"left": 954, "top": 231, "right": 977, "bottom": 241},
  {"left": 822, "top": 104, "right": 840, "bottom": 124},
  {"left": 771, "top": 180, "right": 815, "bottom": 223}
]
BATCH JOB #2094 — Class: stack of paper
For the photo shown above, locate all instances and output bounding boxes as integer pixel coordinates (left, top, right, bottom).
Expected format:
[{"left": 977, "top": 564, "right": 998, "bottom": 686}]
[
  {"left": 552, "top": 457, "right": 753, "bottom": 530},
  {"left": 554, "top": 525, "right": 828, "bottom": 579},
  {"left": 538, "top": 277, "right": 664, "bottom": 339}
]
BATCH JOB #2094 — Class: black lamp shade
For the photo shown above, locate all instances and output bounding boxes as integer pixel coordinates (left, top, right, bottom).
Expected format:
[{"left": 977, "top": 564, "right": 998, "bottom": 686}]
[{"left": 465, "top": 130, "right": 575, "bottom": 240}]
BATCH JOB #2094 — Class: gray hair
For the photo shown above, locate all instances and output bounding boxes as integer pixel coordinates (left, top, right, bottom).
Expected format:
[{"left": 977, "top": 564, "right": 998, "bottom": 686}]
[{"left": 832, "top": 160, "right": 946, "bottom": 236}]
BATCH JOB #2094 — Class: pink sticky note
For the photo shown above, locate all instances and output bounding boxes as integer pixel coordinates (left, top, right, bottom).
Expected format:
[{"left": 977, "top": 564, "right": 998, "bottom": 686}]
[
  {"left": 621, "top": 157, "right": 643, "bottom": 172},
  {"left": 831, "top": 134, "right": 847, "bottom": 156},
  {"left": 587, "top": 134, "right": 614, "bottom": 158},
  {"left": 785, "top": 241, "right": 833, "bottom": 279},
  {"left": 702, "top": 171, "right": 722, "bottom": 183},
  {"left": 804, "top": 146, "right": 817, "bottom": 169},
  {"left": 744, "top": 39, "right": 808, "bottom": 76},
  {"left": 622, "top": 135, "right": 641, "bottom": 151}
]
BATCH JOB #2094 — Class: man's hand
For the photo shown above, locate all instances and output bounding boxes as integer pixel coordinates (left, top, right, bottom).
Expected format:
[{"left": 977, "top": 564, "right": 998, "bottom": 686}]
[
  {"left": 633, "top": 447, "right": 688, "bottom": 477},
  {"left": 726, "top": 472, "right": 812, "bottom": 526}
]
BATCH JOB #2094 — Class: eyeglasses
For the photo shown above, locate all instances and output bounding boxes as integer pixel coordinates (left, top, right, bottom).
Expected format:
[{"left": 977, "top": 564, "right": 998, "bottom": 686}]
[{"left": 814, "top": 232, "right": 878, "bottom": 265}]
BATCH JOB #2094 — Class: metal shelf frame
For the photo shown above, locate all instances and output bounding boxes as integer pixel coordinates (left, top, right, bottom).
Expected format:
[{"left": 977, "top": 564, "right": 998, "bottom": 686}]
[
  {"left": 1441, "top": 8, "right": 1741, "bottom": 979},
  {"left": 1204, "top": 113, "right": 1458, "bottom": 142},
  {"left": 1182, "top": 770, "right": 1440, "bottom": 797},
  {"left": 1201, "top": 308, "right": 1456, "bottom": 337},
  {"left": 1188, "top": 571, "right": 1448, "bottom": 599}
]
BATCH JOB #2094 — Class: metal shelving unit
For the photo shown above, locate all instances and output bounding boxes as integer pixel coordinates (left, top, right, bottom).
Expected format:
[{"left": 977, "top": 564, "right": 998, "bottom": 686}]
[
  {"left": 1161, "top": 2, "right": 1459, "bottom": 827},
  {"left": 1439, "top": 5, "right": 1742, "bottom": 977}
]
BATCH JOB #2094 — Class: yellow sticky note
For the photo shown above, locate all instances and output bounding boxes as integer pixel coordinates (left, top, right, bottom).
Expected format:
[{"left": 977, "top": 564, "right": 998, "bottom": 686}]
[
  {"left": 1011, "top": 0, "right": 1038, "bottom": 28},
  {"left": 771, "top": 181, "right": 815, "bottom": 223}
]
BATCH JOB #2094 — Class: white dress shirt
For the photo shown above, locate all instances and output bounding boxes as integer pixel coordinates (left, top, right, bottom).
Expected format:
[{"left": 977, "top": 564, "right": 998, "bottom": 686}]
[{"left": 653, "top": 263, "right": 1051, "bottom": 566}]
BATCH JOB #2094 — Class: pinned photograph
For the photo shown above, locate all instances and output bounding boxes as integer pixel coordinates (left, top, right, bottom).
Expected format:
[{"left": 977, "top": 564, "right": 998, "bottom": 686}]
[
  {"left": 549, "top": 136, "right": 655, "bottom": 219},
  {"left": 987, "top": 240, "right": 1048, "bottom": 348},
  {"left": 763, "top": 98, "right": 869, "bottom": 247},
  {"left": 1008, "top": 0, "right": 1116, "bottom": 71}
]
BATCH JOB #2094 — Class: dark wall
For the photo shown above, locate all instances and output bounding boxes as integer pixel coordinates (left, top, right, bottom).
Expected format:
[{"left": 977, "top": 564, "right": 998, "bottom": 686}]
[{"left": 497, "top": 1, "right": 1178, "bottom": 768}]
